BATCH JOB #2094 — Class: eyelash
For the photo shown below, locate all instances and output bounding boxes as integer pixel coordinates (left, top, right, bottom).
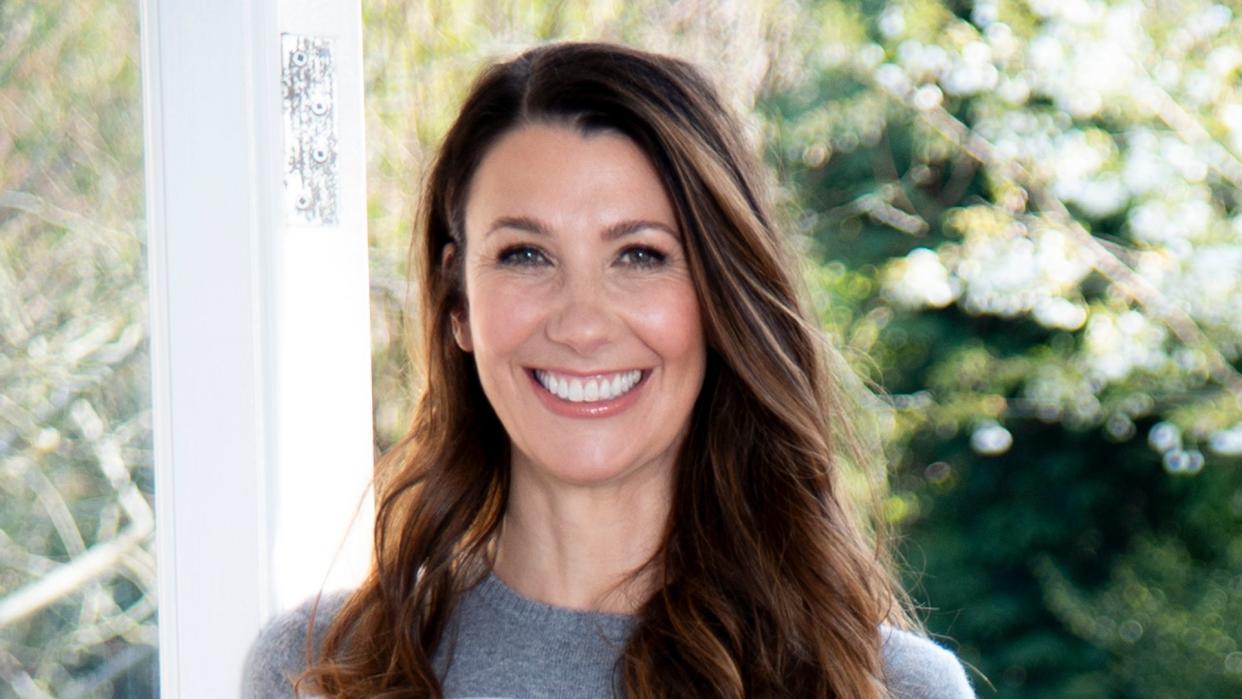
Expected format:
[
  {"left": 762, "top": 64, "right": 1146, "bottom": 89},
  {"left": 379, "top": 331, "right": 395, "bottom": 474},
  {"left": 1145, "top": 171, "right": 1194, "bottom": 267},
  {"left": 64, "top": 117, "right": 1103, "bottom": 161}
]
[
  {"left": 495, "top": 245, "right": 668, "bottom": 269},
  {"left": 618, "top": 245, "right": 667, "bottom": 268},
  {"left": 496, "top": 245, "right": 548, "bottom": 267}
]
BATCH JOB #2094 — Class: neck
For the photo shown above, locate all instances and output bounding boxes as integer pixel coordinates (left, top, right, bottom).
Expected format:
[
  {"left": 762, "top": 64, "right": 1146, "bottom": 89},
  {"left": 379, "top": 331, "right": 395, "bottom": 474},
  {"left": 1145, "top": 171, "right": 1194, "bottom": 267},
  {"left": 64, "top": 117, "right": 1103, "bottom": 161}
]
[{"left": 491, "top": 456, "right": 672, "bottom": 615}]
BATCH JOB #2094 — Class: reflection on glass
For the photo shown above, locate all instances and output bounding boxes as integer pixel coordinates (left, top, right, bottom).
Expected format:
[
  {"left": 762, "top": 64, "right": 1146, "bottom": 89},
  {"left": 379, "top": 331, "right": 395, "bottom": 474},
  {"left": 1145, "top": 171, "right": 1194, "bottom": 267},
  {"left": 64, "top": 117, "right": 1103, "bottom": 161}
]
[{"left": 0, "top": 1, "right": 156, "bottom": 695}]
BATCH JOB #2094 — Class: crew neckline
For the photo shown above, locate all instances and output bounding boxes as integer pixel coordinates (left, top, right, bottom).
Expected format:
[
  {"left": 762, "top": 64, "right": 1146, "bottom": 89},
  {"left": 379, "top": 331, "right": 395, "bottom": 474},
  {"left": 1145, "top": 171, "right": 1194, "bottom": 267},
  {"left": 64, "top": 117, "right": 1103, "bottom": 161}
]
[{"left": 474, "top": 571, "right": 637, "bottom": 641}]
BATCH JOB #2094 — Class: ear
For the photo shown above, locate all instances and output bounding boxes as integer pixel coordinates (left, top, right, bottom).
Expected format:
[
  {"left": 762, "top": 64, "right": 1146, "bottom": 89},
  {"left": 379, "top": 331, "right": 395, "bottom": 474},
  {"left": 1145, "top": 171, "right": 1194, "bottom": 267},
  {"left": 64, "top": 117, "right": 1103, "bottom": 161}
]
[
  {"left": 443, "top": 243, "right": 473, "bottom": 352},
  {"left": 450, "top": 307, "right": 473, "bottom": 352}
]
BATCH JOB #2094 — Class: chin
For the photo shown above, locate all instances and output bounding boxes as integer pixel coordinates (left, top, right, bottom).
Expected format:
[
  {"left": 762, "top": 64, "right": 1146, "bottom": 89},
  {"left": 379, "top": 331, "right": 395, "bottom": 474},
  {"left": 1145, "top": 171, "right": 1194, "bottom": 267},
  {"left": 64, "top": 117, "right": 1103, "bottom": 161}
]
[
  {"left": 517, "top": 443, "right": 667, "bottom": 489},
  {"left": 539, "top": 458, "right": 637, "bottom": 487}
]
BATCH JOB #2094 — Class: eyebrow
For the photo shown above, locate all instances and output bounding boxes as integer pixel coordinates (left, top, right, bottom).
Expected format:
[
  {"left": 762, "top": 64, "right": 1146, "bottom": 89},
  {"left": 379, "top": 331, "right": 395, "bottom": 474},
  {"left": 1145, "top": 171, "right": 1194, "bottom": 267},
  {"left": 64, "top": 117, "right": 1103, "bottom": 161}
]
[{"left": 484, "top": 215, "right": 679, "bottom": 241}]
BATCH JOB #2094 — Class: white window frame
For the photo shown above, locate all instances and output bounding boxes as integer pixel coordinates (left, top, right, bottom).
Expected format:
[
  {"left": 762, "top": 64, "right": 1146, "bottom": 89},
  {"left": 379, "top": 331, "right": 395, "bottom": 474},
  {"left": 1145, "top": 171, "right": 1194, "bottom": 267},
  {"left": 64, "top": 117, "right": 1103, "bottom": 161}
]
[{"left": 140, "top": 1, "right": 373, "bottom": 696}]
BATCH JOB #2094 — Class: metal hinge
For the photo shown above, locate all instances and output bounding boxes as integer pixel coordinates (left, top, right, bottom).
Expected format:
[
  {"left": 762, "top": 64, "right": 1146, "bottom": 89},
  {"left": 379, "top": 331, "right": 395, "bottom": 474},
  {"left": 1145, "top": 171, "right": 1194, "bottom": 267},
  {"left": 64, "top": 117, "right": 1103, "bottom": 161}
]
[{"left": 281, "top": 34, "right": 338, "bottom": 225}]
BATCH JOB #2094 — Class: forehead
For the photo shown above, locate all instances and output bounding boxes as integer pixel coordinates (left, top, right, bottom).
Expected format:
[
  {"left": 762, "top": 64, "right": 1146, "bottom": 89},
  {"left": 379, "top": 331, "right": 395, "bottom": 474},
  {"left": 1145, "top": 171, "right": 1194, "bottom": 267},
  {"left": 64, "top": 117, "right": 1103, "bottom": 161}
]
[{"left": 462, "top": 123, "right": 678, "bottom": 238}]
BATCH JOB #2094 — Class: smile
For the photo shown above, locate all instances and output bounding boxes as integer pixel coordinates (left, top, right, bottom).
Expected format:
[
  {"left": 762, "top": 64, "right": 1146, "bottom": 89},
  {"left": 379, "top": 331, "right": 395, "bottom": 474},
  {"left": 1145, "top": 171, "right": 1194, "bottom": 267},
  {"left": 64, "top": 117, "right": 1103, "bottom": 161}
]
[{"left": 533, "top": 369, "right": 644, "bottom": 403}]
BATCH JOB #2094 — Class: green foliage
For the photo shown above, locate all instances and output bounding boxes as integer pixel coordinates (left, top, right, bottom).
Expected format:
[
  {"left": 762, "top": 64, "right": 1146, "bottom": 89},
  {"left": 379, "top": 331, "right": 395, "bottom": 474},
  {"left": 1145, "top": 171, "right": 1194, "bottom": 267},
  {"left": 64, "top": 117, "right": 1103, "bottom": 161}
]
[
  {"left": 1036, "top": 529, "right": 1242, "bottom": 697},
  {"left": 758, "top": 0, "right": 1242, "bottom": 695}
]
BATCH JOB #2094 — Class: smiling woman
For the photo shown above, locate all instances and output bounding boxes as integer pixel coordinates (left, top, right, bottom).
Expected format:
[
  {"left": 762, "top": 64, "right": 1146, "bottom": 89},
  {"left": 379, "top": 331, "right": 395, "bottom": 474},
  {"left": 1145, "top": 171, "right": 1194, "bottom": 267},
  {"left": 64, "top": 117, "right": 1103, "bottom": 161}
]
[
  {"left": 455, "top": 124, "right": 705, "bottom": 501},
  {"left": 242, "top": 42, "right": 975, "bottom": 698}
]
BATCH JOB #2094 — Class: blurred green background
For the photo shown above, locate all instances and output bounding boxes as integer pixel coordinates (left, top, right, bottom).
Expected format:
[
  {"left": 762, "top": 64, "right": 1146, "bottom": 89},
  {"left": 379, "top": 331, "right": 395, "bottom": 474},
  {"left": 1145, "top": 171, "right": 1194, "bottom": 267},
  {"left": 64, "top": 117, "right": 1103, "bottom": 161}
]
[{"left": 3, "top": 0, "right": 1241, "bottom": 696}]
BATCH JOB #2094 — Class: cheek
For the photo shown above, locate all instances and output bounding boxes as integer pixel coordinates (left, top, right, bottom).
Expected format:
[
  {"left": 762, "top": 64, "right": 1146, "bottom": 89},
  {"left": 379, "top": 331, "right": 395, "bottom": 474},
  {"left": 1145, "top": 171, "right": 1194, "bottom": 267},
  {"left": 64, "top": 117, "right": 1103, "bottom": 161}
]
[
  {"left": 631, "top": 282, "right": 705, "bottom": 364},
  {"left": 466, "top": 276, "right": 544, "bottom": 356}
]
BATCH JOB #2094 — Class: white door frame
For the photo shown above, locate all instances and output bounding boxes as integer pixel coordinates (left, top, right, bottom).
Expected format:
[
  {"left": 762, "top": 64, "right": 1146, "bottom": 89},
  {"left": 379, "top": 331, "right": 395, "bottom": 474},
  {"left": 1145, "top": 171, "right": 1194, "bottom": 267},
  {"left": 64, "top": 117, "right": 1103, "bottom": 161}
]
[{"left": 140, "top": 0, "right": 373, "bottom": 695}]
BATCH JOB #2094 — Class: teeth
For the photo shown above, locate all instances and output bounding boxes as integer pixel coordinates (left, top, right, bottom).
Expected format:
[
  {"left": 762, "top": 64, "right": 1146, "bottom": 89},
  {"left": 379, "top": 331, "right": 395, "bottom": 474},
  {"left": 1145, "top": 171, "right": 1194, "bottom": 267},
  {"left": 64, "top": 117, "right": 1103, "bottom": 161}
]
[{"left": 535, "top": 369, "right": 643, "bottom": 403}]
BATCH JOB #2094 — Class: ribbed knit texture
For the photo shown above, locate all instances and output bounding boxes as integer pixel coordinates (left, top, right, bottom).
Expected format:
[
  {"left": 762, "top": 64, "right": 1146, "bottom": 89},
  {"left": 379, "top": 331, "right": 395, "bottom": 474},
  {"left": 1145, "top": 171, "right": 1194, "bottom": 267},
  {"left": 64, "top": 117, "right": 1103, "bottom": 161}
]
[{"left": 242, "top": 573, "right": 977, "bottom": 698}]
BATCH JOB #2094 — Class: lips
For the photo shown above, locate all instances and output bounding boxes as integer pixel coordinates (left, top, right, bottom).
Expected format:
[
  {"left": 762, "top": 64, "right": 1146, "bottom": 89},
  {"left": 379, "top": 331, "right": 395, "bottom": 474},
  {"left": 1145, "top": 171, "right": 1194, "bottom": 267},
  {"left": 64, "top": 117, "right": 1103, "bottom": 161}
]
[{"left": 525, "top": 367, "right": 651, "bottom": 419}]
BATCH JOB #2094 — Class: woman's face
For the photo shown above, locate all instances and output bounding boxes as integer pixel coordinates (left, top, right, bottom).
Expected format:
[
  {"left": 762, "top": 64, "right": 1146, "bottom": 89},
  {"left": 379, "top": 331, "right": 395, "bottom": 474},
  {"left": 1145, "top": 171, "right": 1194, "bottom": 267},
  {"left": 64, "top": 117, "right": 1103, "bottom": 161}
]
[{"left": 455, "top": 123, "right": 706, "bottom": 488}]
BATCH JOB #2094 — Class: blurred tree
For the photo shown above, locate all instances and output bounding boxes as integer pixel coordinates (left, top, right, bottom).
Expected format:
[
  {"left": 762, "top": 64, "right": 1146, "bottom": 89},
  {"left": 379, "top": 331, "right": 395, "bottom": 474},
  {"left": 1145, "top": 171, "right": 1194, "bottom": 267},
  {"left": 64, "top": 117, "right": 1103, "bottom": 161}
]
[{"left": 759, "top": 0, "right": 1242, "bottom": 695}]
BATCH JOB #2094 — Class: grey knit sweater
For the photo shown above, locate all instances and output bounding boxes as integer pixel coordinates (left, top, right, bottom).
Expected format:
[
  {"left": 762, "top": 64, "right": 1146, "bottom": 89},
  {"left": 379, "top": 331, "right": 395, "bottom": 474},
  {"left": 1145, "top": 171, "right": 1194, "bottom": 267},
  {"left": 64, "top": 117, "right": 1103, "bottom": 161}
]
[{"left": 242, "top": 573, "right": 976, "bottom": 698}]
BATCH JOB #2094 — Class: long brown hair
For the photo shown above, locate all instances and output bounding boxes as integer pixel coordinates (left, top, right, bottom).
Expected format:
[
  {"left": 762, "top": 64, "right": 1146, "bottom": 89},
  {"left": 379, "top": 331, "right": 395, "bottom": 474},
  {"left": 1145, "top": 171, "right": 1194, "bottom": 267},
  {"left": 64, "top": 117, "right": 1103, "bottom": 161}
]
[{"left": 299, "top": 41, "right": 916, "bottom": 698}]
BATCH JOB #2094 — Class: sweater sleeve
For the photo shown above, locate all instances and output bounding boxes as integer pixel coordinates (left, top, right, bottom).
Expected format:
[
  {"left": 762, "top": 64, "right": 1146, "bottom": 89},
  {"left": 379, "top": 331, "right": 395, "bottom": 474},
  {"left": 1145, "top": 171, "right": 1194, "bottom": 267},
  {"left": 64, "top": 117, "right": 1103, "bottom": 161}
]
[
  {"left": 880, "top": 625, "right": 977, "bottom": 699},
  {"left": 240, "top": 591, "right": 350, "bottom": 699}
]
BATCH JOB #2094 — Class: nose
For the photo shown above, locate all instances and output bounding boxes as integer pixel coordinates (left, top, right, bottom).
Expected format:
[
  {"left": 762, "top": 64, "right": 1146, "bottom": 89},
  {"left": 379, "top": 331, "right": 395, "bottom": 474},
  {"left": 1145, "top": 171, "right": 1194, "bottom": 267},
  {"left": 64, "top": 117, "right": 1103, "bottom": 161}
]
[{"left": 545, "top": 270, "right": 614, "bottom": 357}]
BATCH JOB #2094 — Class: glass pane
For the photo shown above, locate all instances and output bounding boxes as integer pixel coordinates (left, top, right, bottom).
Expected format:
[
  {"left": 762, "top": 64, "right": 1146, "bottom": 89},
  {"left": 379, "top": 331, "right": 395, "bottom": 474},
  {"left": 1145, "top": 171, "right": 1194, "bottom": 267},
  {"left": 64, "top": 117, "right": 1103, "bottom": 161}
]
[{"left": 0, "top": 0, "right": 156, "bottom": 696}]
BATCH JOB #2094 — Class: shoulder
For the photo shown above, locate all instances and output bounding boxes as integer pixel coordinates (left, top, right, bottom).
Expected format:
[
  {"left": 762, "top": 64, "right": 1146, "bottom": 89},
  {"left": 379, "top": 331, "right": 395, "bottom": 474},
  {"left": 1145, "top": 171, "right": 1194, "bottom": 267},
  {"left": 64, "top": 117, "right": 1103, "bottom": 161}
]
[
  {"left": 880, "top": 624, "right": 977, "bottom": 699},
  {"left": 240, "top": 590, "right": 351, "bottom": 699}
]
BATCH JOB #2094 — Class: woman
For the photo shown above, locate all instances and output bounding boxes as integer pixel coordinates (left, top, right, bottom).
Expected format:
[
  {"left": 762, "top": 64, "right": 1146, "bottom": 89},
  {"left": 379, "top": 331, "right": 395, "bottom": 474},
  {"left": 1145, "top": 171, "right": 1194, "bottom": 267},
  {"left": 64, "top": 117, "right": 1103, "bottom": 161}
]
[{"left": 244, "top": 42, "right": 975, "bottom": 698}]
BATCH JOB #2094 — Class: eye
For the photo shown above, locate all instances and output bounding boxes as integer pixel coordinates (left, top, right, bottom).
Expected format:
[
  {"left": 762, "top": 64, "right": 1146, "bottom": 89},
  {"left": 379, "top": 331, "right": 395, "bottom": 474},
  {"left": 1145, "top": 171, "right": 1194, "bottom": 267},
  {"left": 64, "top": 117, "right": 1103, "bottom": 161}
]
[
  {"left": 497, "top": 245, "right": 549, "bottom": 267},
  {"left": 617, "top": 245, "right": 666, "bottom": 268}
]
